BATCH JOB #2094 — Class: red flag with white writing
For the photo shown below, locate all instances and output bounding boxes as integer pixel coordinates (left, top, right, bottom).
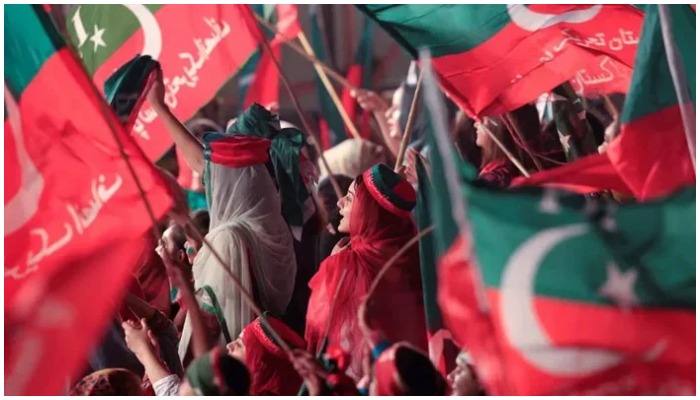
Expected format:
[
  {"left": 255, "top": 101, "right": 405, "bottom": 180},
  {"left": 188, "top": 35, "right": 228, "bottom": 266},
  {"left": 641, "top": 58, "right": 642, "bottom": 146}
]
[
  {"left": 570, "top": 56, "right": 632, "bottom": 97},
  {"left": 66, "top": 5, "right": 264, "bottom": 161},
  {"left": 5, "top": 5, "right": 174, "bottom": 395},
  {"left": 359, "top": 5, "right": 643, "bottom": 117}
]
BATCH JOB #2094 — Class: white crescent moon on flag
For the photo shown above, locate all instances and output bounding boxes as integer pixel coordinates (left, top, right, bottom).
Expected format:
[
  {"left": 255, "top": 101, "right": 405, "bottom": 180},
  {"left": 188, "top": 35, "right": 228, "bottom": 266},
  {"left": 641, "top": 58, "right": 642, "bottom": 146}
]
[
  {"left": 4, "top": 85, "right": 44, "bottom": 236},
  {"left": 507, "top": 5, "right": 602, "bottom": 32},
  {"left": 122, "top": 4, "right": 162, "bottom": 60},
  {"left": 500, "top": 223, "right": 623, "bottom": 375}
]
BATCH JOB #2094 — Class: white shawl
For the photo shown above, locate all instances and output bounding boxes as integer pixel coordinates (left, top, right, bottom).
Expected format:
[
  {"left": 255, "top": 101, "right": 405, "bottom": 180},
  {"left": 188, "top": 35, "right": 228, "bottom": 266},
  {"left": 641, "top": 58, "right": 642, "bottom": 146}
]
[{"left": 178, "top": 163, "right": 296, "bottom": 359}]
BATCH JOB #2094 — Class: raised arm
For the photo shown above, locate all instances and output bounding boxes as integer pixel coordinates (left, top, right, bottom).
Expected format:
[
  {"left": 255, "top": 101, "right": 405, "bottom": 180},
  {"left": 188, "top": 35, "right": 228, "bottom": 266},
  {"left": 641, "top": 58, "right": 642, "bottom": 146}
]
[{"left": 148, "top": 68, "right": 205, "bottom": 175}]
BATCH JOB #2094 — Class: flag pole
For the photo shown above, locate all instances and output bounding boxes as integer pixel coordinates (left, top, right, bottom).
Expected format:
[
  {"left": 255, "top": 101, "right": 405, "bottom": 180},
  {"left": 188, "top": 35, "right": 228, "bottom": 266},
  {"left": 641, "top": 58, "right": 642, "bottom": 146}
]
[
  {"left": 483, "top": 123, "right": 531, "bottom": 178},
  {"left": 658, "top": 4, "right": 696, "bottom": 168},
  {"left": 502, "top": 113, "right": 543, "bottom": 171},
  {"left": 60, "top": 6, "right": 299, "bottom": 355},
  {"left": 394, "top": 69, "right": 424, "bottom": 171},
  {"left": 297, "top": 31, "right": 362, "bottom": 140},
  {"left": 247, "top": 7, "right": 345, "bottom": 200},
  {"left": 253, "top": 12, "right": 358, "bottom": 92},
  {"left": 419, "top": 49, "right": 491, "bottom": 313}
]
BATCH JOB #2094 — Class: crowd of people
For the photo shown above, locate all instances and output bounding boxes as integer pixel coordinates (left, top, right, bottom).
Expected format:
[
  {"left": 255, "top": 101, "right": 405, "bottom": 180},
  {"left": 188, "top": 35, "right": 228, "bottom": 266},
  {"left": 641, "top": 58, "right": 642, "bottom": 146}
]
[{"left": 66, "top": 54, "right": 625, "bottom": 396}]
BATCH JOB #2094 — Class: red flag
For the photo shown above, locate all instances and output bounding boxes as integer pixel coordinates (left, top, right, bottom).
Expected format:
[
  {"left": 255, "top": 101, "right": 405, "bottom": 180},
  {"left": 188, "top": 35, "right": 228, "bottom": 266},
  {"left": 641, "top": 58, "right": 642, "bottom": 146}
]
[
  {"left": 5, "top": 5, "right": 174, "bottom": 395},
  {"left": 67, "top": 5, "right": 264, "bottom": 161},
  {"left": 570, "top": 56, "right": 632, "bottom": 97},
  {"left": 243, "top": 5, "right": 301, "bottom": 108}
]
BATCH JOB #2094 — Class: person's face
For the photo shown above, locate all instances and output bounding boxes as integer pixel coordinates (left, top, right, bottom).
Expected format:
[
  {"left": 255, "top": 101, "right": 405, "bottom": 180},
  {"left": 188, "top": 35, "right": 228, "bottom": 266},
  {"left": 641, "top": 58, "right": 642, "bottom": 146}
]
[
  {"left": 385, "top": 88, "right": 404, "bottom": 139},
  {"left": 226, "top": 331, "right": 246, "bottom": 362},
  {"left": 336, "top": 181, "right": 357, "bottom": 234},
  {"left": 161, "top": 226, "right": 185, "bottom": 262},
  {"left": 474, "top": 120, "right": 492, "bottom": 148},
  {"left": 446, "top": 357, "right": 481, "bottom": 396}
]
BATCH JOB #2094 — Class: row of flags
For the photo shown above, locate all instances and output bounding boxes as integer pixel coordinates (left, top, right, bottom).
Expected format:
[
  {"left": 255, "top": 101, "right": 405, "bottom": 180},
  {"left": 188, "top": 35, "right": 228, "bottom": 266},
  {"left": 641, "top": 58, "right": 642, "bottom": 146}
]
[{"left": 5, "top": 3, "right": 695, "bottom": 396}]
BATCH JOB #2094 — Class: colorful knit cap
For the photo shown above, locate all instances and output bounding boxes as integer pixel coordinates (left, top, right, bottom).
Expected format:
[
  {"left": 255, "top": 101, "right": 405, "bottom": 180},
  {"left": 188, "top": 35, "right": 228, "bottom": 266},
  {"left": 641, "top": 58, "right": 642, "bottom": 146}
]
[
  {"left": 185, "top": 347, "right": 250, "bottom": 396},
  {"left": 362, "top": 163, "right": 417, "bottom": 215},
  {"left": 104, "top": 54, "right": 159, "bottom": 130},
  {"left": 226, "top": 103, "right": 314, "bottom": 235},
  {"left": 253, "top": 313, "right": 307, "bottom": 358},
  {"left": 203, "top": 132, "right": 271, "bottom": 168}
]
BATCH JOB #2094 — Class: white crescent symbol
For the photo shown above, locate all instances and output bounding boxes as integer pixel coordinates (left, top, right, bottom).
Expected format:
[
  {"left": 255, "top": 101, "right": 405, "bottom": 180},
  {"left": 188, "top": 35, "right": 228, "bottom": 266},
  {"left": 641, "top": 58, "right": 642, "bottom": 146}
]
[
  {"left": 122, "top": 4, "right": 162, "bottom": 60},
  {"left": 4, "top": 85, "right": 44, "bottom": 236},
  {"left": 501, "top": 223, "right": 623, "bottom": 375},
  {"left": 507, "top": 5, "right": 602, "bottom": 32}
]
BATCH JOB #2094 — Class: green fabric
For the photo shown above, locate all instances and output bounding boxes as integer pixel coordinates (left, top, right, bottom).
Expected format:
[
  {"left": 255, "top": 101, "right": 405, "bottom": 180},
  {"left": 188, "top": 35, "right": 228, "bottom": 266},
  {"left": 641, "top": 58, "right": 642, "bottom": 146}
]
[
  {"left": 65, "top": 5, "right": 163, "bottom": 75},
  {"left": 367, "top": 164, "right": 414, "bottom": 211},
  {"left": 357, "top": 5, "right": 508, "bottom": 58},
  {"left": 414, "top": 158, "right": 444, "bottom": 332},
  {"left": 104, "top": 55, "right": 159, "bottom": 124},
  {"left": 355, "top": 17, "right": 375, "bottom": 87},
  {"left": 467, "top": 183, "right": 695, "bottom": 308},
  {"left": 5, "top": 5, "right": 65, "bottom": 98},
  {"left": 310, "top": 5, "right": 345, "bottom": 145},
  {"left": 186, "top": 190, "right": 208, "bottom": 212},
  {"left": 621, "top": 5, "right": 696, "bottom": 124},
  {"left": 202, "top": 285, "right": 232, "bottom": 343},
  {"left": 551, "top": 84, "right": 597, "bottom": 161},
  {"left": 227, "top": 103, "right": 310, "bottom": 229}
]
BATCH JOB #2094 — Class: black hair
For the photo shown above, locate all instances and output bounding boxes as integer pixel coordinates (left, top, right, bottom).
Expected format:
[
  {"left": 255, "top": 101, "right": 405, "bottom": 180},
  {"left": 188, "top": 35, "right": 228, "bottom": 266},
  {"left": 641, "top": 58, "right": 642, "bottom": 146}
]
[{"left": 395, "top": 345, "right": 447, "bottom": 395}]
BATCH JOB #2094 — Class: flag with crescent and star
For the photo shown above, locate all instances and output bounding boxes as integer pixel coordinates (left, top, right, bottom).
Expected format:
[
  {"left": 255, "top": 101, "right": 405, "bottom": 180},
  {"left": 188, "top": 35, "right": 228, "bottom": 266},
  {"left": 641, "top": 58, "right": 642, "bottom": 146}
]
[
  {"left": 357, "top": 4, "right": 643, "bottom": 118},
  {"left": 416, "top": 43, "right": 695, "bottom": 395},
  {"left": 66, "top": 4, "right": 267, "bottom": 161},
  {"left": 513, "top": 4, "right": 695, "bottom": 201},
  {"left": 5, "top": 5, "right": 175, "bottom": 395}
]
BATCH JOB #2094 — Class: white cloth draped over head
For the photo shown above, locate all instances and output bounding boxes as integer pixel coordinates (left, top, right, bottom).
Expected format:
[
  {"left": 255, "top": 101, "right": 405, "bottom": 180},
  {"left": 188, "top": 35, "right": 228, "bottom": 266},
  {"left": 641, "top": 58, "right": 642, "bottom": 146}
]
[
  {"left": 319, "top": 139, "right": 387, "bottom": 179},
  {"left": 178, "top": 163, "right": 297, "bottom": 359}
]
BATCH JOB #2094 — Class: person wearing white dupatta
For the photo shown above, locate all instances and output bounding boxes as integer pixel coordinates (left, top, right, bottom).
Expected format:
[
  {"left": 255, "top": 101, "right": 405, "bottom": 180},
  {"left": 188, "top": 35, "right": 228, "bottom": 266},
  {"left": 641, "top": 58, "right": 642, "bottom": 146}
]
[
  {"left": 176, "top": 133, "right": 297, "bottom": 361},
  {"left": 148, "top": 71, "right": 296, "bottom": 362}
]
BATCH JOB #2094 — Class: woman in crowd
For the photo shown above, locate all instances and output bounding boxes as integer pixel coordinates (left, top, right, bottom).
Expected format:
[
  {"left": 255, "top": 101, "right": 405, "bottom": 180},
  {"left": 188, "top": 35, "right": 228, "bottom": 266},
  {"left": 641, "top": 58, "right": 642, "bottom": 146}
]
[
  {"left": 473, "top": 117, "right": 525, "bottom": 188},
  {"left": 148, "top": 69, "right": 297, "bottom": 362},
  {"left": 305, "top": 163, "right": 427, "bottom": 381}
]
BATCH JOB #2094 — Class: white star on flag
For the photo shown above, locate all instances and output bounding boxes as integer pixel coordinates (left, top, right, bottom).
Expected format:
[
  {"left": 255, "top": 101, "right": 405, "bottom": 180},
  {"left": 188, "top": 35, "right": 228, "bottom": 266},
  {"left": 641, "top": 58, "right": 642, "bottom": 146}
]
[
  {"left": 89, "top": 24, "right": 106, "bottom": 52},
  {"left": 598, "top": 261, "right": 640, "bottom": 309}
]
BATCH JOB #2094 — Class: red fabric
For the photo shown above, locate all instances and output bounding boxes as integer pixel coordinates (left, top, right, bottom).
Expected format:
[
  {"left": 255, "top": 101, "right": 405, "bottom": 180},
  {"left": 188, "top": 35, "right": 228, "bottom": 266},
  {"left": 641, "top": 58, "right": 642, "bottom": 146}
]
[
  {"left": 305, "top": 174, "right": 427, "bottom": 380},
  {"left": 133, "top": 234, "right": 172, "bottom": 316},
  {"left": 89, "top": 5, "right": 263, "bottom": 162},
  {"left": 513, "top": 105, "right": 694, "bottom": 200},
  {"left": 4, "top": 47, "right": 173, "bottom": 395},
  {"left": 512, "top": 153, "right": 634, "bottom": 195},
  {"left": 430, "top": 5, "right": 643, "bottom": 117},
  {"left": 437, "top": 235, "right": 509, "bottom": 395},
  {"left": 570, "top": 56, "right": 632, "bottom": 97},
  {"left": 374, "top": 345, "right": 405, "bottom": 395},
  {"left": 207, "top": 136, "right": 271, "bottom": 168},
  {"left": 363, "top": 168, "right": 415, "bottom": 216},
  {"left": 242, "top": 316, "right": 305, "bottom": 395},
  {"left": 439, "top": 235, "right": 696, "bottom": 395},
  {"left": 318, "top": 117, "right": 332, "bottom": 151}
]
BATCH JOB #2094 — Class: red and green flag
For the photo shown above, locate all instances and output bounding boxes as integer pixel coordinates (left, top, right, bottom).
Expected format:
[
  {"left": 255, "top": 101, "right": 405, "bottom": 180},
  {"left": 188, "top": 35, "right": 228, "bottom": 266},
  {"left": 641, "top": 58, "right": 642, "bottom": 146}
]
[
  {"left": 514, "top": 5, "right": 695, "bottom": 201},
  {"left": 66, "top": 4, "right": 264, "bottom": 161},
  {"left": 357, "top": 5, "right": 643, "bottom": 117},
  {"left": 414, "top": 157, "right": 460, "bottom": 375},
  {"left": 239, "top": 4, "right": 301, "bottom": 110},
  {"left": 5, "top": 5, "right": 174, "bottom": 395},
  {"left": 309, "top": 4, "right": 346, "bottom": 150},
  {"left": 341, "top": 16, "right": 374, "bottom": 138}
]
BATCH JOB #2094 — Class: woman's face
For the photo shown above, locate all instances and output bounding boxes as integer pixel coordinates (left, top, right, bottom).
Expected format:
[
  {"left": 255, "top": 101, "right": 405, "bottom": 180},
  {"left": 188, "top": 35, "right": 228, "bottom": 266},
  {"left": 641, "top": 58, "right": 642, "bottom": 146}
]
[
  {"left": 336, "top": 181, "right": 357, "bottom": 234},
  {"left": 226, "top": 331, "right": 246, "bottom": 362},
  {"left": 474, "top": 120, "right": 491, "bottom": 148},
  {"left": 385, "top": 88, "right": 404, "bottom": 139},
  {"left": 446, "top": 358, "right": 481, "bottom": 396}
]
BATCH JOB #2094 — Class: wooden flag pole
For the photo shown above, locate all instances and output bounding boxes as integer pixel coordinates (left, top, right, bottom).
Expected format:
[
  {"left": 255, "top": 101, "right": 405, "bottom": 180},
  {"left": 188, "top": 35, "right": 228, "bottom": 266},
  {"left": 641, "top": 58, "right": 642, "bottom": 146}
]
[
  {"left": 253, "top": 12, "right": 358, "bottom": 92},
  {"left": 250, "top": 12, "right": 345, "bottom": 200},
  {"left": 297, "top": 31, "right": 361, "bottom": 140},
  {"left": 503, "top": 113, "right": 544, "bottom": 171},
  {"left": 394, "top": 69, "right": 424, "bottom": 171},
  {"left": 483, "top": 123, "right": 531, "bottom": 178}
]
